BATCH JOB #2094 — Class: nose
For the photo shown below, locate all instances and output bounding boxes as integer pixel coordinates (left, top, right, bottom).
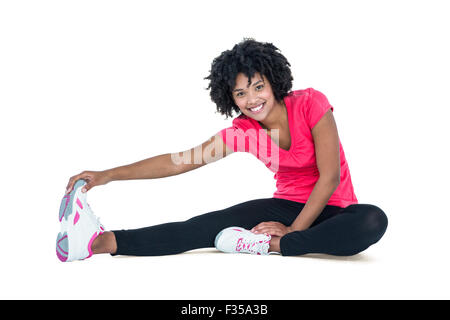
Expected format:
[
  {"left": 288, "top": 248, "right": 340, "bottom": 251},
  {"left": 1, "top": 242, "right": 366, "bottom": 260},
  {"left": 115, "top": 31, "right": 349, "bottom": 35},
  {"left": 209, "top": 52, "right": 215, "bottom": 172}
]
[{"left": 247, "top": 91, "right": 259, "bottom": 107}]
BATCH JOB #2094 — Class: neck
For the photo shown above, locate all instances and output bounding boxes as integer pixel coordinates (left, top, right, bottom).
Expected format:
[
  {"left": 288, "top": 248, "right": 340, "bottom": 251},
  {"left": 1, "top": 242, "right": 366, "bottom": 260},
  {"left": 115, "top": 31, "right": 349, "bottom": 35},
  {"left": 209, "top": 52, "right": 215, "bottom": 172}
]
[{"left": 259, "top": 100, "right": 286, "bottom": 130}]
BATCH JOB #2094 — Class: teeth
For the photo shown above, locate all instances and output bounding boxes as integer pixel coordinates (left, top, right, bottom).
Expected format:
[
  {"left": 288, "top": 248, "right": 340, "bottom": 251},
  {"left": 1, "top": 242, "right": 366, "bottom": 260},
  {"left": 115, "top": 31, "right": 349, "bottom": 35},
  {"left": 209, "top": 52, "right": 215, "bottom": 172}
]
[{"left": 250, "top": 104, "right": 263, "bottom": 112}]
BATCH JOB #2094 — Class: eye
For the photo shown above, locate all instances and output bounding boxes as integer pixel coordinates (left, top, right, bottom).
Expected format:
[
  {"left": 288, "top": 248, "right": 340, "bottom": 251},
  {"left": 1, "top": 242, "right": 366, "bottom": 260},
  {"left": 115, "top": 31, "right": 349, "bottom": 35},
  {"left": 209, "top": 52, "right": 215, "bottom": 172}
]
[
  {"left": 256, "top": 84, "right": 264, "bottom": 90},
  {"left": 235, "top": 91, "right": 244, "bottom": 97}
]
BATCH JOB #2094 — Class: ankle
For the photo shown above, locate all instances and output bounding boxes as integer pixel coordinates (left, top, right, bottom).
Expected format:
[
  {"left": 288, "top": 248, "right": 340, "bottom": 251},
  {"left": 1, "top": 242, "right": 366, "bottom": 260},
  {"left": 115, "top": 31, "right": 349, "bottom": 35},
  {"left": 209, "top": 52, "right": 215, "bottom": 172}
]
[
  {"left": 92, "top": 231, "right": 117, "bottom": 255},
  {"left": 269, "top": 236, "right": 281, "bottom": 253}
]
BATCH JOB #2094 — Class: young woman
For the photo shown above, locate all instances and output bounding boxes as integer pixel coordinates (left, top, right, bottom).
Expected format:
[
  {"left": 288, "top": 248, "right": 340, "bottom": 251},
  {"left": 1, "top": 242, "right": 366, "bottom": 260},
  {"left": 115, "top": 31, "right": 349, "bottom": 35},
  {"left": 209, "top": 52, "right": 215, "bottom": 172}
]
[{"left": 57, "top": 39, "right": 388, "bottom": 262}]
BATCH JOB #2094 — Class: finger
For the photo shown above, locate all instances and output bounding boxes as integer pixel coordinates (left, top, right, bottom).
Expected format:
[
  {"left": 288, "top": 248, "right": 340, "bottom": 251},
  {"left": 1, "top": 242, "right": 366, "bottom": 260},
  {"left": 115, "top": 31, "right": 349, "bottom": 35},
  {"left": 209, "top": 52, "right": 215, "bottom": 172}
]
[
  {"left": 81, "top": 181, "right": 92, "bottom": 193},
  {"left": 268, "top": 229, "right": 284, "bottom": 237},
  {"left": 66, "top": 172, "right": 87, "bottom": 194},
  {"left": 269, "top": 225, "right": 288, "bottom": 237},
  {"left": 253, "top": 226, "right": 272, "bottom": 234},
  {"left": 262, "top": 229, "right": 279, "bottom": 237},
  {"left": 65, "top": 180, "right": 71, "bottom": 194},
  {"left": 252, "top": 222, "right": 275, "bottom": 232},
  {"left": 65, "top": 176, "right": 78, "bottom": 194},
  {"left": 251, "top": 224, "right": 267, "bottom": 233},
  {"left": 258, "top": 226, "right": 283, "bottom": 236},
  {"left": 251, "top": 223, "right": 264, "bottom": 233}
]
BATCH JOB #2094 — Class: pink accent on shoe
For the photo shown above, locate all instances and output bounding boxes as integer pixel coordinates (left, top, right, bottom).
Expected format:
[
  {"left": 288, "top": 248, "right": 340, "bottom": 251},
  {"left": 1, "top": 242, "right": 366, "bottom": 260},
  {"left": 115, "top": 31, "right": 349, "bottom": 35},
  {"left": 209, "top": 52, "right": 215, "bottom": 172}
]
[
  {"left": 56, "top": 249, "right": 68, "bottom": 262},
  {"left": 76, "top": 197, "right": 83, "bottom": 209},
  {"left": 236, "top": 238, "right": 244, "bottom": 251},
  {"left": 74, "top": 211, "right": 80, "bottom": 225},
  {"left": 235, "top": 234, "right": 270, "bottom": 254},
  {"left": 232, "top": 228, "right": 243, "bottom": 232},
  {"left": 85, "top": 232, "right": 98, "bottom": 259}
]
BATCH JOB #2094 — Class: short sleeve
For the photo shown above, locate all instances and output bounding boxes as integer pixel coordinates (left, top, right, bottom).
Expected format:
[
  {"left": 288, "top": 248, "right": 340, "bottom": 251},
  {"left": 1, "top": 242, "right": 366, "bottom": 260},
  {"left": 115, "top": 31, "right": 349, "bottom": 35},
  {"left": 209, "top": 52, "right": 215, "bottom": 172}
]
[
  {"left": 218, "top": 126, "right": 239, "bottom": 152},
  {"left": 217, "top": 116, "right": 259, "bottom": 153},
  {"left": 305, "top": 89, "right": 334, "bottom": 130},
  {"left": 217, "top": 117, "right": 248, "bottom": 153}
]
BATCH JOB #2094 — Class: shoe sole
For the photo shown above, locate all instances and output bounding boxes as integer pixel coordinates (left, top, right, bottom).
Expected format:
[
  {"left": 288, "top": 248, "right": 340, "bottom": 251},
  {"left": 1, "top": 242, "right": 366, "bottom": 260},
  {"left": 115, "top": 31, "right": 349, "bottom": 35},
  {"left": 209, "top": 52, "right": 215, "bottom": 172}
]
[
  {"left": 56, "top": 179, "right": 86, "bottom": 262},
  {"left": 59, "top": 179, "right": 86, "bottom": 222},
  {"left": 56, "top": 231, "right": 69, "bottom": 262}
]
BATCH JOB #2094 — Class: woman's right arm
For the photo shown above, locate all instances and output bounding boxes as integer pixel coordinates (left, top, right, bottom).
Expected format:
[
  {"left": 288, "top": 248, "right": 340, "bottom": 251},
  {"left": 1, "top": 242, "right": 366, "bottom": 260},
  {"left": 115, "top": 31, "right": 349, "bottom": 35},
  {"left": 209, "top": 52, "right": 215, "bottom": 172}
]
[{"left": 65, "top": 133, "right": 233, "bottom": 193}]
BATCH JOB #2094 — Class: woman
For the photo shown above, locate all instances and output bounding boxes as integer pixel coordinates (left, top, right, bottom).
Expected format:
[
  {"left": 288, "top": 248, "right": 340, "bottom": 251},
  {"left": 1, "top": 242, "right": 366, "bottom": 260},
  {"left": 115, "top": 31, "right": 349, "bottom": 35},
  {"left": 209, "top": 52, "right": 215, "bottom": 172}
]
[{"left": 57, "top": 39, "right": 388, "bottom": 262}]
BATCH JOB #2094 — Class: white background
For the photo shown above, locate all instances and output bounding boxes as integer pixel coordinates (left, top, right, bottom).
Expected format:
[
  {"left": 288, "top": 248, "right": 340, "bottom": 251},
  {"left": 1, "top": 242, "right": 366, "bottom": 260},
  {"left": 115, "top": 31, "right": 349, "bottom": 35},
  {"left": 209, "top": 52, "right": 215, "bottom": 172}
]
[{"left": 1, "top": 0, "right": 449, "bottom": 299}]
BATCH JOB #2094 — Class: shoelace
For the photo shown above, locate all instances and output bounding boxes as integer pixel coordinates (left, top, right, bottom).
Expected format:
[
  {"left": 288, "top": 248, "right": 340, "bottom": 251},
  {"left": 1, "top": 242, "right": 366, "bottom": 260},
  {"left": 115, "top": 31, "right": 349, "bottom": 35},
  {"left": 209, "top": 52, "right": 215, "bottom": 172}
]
[
  {"left": 95, "top": 215, "right": 105, "bottom": 231},
  {"left": 236, "top": 235, "right": 271, "bottom": 255},
  {"left": 86, "top": 203, "right": 105, "bottom": 232}
]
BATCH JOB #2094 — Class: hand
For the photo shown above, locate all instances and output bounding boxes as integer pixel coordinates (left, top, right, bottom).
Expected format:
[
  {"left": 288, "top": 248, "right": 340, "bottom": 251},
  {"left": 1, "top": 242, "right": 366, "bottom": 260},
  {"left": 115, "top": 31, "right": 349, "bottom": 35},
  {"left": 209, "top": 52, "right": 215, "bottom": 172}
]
[
  {"left": 251, "top": 221, "right": 294, "bottom": 237},
  {"left": 65, "top": 170, "right": 112, "bottom": 194}
]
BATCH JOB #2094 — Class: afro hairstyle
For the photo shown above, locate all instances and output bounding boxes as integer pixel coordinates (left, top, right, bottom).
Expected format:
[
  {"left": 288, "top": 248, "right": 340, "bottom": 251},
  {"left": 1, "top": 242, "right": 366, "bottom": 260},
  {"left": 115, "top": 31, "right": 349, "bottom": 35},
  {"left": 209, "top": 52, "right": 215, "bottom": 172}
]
[{"left": 205, "top": 38, "right": 293, "bottom": 119}]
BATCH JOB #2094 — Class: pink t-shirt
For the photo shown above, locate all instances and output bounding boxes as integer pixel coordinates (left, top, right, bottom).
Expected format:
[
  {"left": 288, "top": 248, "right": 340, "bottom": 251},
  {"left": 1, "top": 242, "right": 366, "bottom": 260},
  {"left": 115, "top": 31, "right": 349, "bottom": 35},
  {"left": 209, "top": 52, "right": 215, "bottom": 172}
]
[{"left": 218, "top": 88, "right": 358, "bottom": 208}]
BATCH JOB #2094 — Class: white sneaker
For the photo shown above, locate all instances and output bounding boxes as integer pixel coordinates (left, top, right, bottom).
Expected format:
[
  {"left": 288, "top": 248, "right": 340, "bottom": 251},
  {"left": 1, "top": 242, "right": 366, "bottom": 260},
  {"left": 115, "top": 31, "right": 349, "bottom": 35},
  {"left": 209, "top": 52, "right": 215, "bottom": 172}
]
[
  {"left": 214, "top": 227, "right": 271, "bottom": 255},
  {"left": 56, "top": 179, "right": 105, "bottom": 262}
]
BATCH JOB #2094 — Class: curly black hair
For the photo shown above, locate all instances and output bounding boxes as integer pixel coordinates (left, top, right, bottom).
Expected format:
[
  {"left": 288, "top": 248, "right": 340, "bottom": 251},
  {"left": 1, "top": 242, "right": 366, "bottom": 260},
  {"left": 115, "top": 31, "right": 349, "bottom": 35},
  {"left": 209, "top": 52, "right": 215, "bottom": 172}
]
[{"left": 205, "top": 38, "right": 293, "bottom": 119}]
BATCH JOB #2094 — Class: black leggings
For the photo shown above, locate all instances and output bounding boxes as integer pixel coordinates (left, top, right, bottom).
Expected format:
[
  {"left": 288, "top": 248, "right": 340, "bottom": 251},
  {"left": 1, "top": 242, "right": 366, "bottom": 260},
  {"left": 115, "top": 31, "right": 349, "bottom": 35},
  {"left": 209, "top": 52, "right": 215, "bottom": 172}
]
[{"left": 112, "top": 198, "right": 388, "bottom": 257}]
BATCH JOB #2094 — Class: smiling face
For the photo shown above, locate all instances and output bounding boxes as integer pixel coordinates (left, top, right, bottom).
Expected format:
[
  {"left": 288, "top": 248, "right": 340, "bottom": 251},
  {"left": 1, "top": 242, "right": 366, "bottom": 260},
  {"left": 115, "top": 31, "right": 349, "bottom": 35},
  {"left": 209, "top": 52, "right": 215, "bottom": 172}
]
[{"left": 232, "top": 73, "right": 281, "bottom": 122}]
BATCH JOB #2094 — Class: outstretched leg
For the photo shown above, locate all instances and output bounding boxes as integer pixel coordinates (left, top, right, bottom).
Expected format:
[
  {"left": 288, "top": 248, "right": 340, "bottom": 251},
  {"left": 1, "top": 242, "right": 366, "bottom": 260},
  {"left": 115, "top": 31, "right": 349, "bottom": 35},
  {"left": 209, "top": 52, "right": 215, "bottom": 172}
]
[{"left": 99, "top": 198, "right": 303, "bottom": 257}]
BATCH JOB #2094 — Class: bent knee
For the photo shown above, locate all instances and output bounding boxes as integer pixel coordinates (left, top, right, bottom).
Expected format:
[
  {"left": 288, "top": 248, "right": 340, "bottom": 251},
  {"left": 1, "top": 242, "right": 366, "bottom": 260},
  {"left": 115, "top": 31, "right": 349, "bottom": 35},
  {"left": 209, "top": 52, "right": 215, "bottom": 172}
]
[{"left": 362, "top": 205, "right": 388, "bottom": 242}]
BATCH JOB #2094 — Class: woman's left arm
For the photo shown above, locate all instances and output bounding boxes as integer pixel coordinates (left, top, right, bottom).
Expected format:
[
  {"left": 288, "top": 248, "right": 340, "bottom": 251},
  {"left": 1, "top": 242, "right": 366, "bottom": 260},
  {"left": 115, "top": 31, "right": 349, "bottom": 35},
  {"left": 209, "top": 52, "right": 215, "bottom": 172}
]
[
  {"left": 252, "top": 109, "right": 341, "bottom": 236},
  {"left": 289, "top": 109, "right": 341, "bottom": 231}
]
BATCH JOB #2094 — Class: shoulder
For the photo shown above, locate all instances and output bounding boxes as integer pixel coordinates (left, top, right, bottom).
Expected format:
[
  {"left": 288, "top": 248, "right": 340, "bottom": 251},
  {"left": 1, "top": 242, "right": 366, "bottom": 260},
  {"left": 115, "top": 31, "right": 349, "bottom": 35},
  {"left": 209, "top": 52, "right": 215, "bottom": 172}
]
[
  {"left": 285, "top": 88, "right": 326, "bottom": 103},
  {"left": 286, "top": 88, "right": 331, "bottom": 111},
  {"left": 307, "top": 88, "right": 330, "bottom": 105}
]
